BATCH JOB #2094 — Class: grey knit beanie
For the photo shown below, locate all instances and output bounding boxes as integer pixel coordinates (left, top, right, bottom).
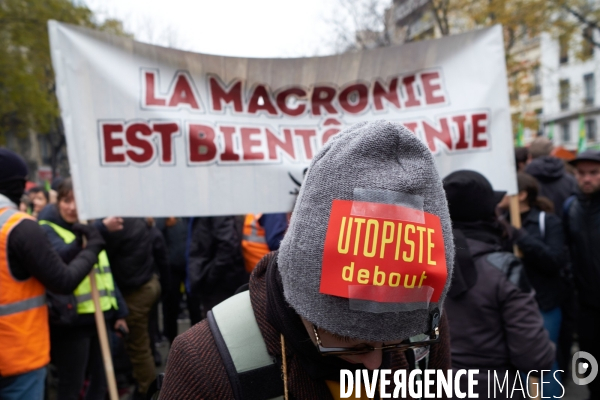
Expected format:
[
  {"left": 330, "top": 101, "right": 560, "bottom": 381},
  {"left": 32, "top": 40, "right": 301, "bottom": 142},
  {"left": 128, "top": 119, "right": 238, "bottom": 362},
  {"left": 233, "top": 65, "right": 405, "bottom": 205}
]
[{"left": 277, "top": 120, "right": 454, "bottom": 342}]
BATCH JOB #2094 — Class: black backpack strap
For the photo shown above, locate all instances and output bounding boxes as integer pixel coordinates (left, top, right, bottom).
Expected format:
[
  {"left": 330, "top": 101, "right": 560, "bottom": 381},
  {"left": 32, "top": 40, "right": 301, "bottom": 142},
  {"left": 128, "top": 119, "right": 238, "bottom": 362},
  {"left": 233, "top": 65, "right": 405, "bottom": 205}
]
[
  {"left": 207, "top": 291, "right": 284, "bottom": 400},
  {"left": 146, "top": 373, "right": 164, "bottom": 400},
  {"left": 207, "top": 310, "right": 244, "bottom": 399}
]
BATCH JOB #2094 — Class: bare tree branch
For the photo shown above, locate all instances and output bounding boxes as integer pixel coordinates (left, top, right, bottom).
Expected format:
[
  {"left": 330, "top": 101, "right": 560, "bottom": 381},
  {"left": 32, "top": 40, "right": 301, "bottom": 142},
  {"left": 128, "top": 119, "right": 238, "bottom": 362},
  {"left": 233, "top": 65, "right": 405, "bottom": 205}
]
[{"left": 560, "top": 2, "right": 600, "bottom": 48}]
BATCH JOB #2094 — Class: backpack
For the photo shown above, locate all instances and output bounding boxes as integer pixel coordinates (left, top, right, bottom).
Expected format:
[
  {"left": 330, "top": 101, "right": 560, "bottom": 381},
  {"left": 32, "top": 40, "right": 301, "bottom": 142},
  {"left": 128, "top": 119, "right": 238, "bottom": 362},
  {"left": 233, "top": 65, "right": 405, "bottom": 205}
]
[{"left": 148, "top": 289, "right": 431, "bottom": 400}]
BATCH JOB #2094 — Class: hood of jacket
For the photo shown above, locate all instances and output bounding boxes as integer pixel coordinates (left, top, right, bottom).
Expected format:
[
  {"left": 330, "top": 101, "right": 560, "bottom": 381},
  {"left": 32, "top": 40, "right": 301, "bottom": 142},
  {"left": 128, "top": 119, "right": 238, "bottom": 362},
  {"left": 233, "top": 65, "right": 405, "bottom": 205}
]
[
  {"left": 525, "top": 156, "right": 566, "bottom": 182},
  {"left": 0, "top": 194, "right": 16, "bottom": 210},
  {"left": 38, "top": 203, "right": 72, "bottom": 231}
]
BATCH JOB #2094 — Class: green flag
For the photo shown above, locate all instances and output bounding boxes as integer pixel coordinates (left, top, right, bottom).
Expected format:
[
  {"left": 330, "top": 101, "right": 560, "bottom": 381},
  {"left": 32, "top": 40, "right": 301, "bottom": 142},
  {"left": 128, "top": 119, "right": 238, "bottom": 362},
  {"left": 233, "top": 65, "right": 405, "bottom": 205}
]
[
  {"left": 515, "top": 118, "right": 524, "bottom": 147},
  {"left": 44, "top": 179, "right": 51, "bottom": 192},
  {"left": 548, "top": 122, "right": 554, "bottom": 141},
  {"left": 578, "top": 114, "right": 587, "bottom": 153}
]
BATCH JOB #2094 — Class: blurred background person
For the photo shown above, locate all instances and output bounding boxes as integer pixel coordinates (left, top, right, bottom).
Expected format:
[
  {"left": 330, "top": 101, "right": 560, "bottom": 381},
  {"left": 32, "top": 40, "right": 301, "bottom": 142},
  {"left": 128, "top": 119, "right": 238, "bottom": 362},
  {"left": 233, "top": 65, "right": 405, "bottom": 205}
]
[
  {"left": 186, "top": 216, "right": 247, "bottom": 317},
  {"left": 38, "top": 178, "right": 129, "bottom": 400},
  {"left": 498, "top": 172, "right": 568, "bottom": 397},
  {"left": 0, "top": 149, "right": 100, "bottom": 400},
  {"left": 145, "top": 217, "right": 169, "bottom": 367},
  {"left": 156, "top": 217, "right": 201, "bottom": 345},
  {"left": 241, "top": 213, "right": 288, "bottom": 273},
  {"left": 525, "top": 137, "right": 578, "bottom": 378},
  {"left": 564, "top": 150, "right": 600, "bottom": 399},
  {"left": 525, "top": 137, "right": 577, "bottom": 219},
  {"left": 27, "top": 187, "right": 49, "bottom": 219},
  {"left": 514, "top": 147, "right": 529, "bottom": 173},
  {"left": 443, "top": 170, "right": 554, "bottom": 399},
  {"left": 99, "top": 217, "right": 166, "bottom": 399}
]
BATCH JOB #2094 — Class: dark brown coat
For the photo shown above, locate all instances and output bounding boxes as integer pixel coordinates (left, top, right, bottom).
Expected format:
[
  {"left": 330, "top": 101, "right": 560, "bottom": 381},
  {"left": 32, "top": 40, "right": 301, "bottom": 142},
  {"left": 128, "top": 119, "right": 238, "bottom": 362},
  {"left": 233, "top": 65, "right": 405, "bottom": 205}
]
[{"left": 160, "top": 253, "right": 451, "bottom": 399}]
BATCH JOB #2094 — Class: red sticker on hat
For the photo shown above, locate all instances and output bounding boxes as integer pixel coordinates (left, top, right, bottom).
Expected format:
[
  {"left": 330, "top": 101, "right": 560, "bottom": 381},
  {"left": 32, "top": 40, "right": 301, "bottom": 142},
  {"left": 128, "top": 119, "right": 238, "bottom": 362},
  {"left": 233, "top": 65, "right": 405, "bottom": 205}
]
[{"left": 319, "top": 200, "right": 448, "bottom": 304}]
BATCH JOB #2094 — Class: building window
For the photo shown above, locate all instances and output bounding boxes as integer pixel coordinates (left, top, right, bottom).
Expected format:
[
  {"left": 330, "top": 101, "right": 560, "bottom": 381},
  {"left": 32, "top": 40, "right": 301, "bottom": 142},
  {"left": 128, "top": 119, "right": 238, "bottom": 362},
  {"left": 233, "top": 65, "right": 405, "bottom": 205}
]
[
  {"left": 560, "top": 79, "right": 570, "bottom": 110},
  {"left": 587, "top": 119, "right": 597, "bottom": 142},
  {"left": 584, "top": 73, "right": 595, "bottom": 106},
  {"left": 562, "top": 122, "right": 570, "bottom": 142},
  {"left": 529, "top": 66, "right": 541, "bottom": 96},
  {"left": 582, "top": 27, "right": 594, "bottom": 60},
  {"left": 559, "top": 35, "right": 569, "bottom": 64}
]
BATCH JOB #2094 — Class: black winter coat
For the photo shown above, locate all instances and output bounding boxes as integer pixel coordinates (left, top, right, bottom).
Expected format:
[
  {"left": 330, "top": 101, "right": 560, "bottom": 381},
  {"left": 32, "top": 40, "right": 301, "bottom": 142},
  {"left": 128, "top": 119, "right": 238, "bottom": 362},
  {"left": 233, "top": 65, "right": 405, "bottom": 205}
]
[
  {"left": 565, "top": 191, "right": 600, "bottom": 310},
  {"left": 525, "top": 156, "right": 577, "bottom": 218},
  {"left": 156, "top": 218, "right": 189, "bottom": 272},
  {"left": 100, "top": 218, "right": 157, "bottom": 294},
  {"left": 186, "top": 216, "right": 247, "bottom": 300},
  {"left": 516, "top": 207, "right": 568, "bottom": 311},
  {"left": 446, "top": 224, "right": 554, "bottom": 400}
]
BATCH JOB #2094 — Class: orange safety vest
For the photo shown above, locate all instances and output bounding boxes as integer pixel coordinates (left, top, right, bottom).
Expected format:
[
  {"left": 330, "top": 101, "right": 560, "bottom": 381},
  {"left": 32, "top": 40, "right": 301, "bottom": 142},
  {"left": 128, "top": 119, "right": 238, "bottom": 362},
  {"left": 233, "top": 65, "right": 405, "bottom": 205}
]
[
  {"left": 0, "top": 207, "right": 49, "bottom": 377},
  {"left": 241, "top": 214, "right": 270, "bottom": 273}
]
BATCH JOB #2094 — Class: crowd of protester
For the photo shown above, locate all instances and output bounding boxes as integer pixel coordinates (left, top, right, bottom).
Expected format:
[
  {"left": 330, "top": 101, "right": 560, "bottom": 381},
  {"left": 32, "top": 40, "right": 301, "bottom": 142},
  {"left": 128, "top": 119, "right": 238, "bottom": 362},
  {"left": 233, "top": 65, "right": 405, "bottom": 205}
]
[{"left": 1, "top": 127, "right": 600, "bottom": 399}]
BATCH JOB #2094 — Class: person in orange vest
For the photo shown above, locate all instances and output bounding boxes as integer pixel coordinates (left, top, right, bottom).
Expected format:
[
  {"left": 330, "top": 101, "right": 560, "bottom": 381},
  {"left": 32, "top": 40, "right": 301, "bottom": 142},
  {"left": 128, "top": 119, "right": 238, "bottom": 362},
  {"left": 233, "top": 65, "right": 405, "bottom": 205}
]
[
  {"left": 241, "top": 213, "right": 288, "bottom": 272},
  {"left": 0, "top": 149, "right": 103, "bottom": 400}
]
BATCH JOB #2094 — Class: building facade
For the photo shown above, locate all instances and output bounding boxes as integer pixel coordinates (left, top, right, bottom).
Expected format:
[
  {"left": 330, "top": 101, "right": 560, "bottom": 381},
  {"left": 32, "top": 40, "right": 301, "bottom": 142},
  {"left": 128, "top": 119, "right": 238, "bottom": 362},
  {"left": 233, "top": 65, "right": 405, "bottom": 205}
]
[{"left": 541, "top": 30, "right": 599, "bottom": 150}]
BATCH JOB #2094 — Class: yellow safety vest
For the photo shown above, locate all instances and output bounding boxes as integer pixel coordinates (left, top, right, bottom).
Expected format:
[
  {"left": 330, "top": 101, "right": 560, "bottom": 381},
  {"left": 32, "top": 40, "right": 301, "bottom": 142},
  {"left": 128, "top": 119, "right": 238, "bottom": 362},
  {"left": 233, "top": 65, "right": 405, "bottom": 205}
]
[{"left": 39, "top": 221, "right": 118, "bottom": 314}]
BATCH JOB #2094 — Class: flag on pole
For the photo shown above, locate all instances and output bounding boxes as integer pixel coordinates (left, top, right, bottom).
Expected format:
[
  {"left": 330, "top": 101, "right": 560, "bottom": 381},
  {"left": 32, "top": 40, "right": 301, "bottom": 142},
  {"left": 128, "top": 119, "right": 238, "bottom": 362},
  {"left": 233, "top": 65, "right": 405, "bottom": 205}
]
[
  {"left": 516, "top": 118, "right": 524, "bottom": 147},
  {"left": 548, "top": 122, "right": 554, "bottom": 141},
  {"left": 578, "top": 114, "right": 587, "bottom": 153}
]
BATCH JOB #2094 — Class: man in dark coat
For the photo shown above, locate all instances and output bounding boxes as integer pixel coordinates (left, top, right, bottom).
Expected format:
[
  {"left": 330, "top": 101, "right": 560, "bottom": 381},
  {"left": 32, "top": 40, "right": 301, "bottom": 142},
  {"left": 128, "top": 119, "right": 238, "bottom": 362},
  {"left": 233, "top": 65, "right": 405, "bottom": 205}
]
[
  {"left": 443, "top": 170, "right": 554, "bottom": 399},
  {"left": 100, "top": 218, "right": 167, "bottom": 399},
  {"left": 162, "top": 121, "right": 454, "bottom": 399},
  {"left": 525, "top": 137, "right": 577, "bottom": 218},
  {"left": 156, "top": 217, "right": 202, "bottom": 344},
  {"left": 564, "top": 150, "right": 600, "bottom": 399},
  {"left": 186, "top": 216, "right": 248, "bottom": 316}
]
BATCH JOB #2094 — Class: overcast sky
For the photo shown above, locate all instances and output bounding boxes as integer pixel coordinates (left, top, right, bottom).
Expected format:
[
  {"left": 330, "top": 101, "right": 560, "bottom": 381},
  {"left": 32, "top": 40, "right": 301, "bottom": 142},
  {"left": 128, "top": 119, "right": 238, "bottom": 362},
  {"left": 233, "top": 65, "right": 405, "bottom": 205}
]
[{"left": 84, "top": 0, "right": 343, "bottom": 58}]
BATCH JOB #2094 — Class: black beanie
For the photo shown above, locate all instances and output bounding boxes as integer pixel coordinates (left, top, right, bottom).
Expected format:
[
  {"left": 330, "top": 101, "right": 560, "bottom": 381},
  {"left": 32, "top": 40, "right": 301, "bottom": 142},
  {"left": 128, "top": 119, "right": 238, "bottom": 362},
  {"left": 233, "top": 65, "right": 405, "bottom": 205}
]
[
  {"left": 443, "top": 170, "right": 505, "bottom": 222},
  {"left": 0, "top": 149, "right": 29, "bottom": 205}
]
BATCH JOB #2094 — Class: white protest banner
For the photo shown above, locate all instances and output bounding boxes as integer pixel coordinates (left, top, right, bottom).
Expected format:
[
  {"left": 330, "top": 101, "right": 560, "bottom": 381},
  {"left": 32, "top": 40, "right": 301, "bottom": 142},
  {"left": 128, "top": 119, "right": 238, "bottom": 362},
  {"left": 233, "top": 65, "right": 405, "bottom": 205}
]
[{"left": 49, "top": 21, "right": 516, "bottom": 219}]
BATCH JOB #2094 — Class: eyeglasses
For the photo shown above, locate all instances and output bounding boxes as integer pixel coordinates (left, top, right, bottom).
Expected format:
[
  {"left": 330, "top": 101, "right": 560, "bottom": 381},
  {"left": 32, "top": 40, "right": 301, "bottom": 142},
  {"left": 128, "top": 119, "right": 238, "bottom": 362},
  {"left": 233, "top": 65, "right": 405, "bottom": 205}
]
[{"left": 312, "top": 324, "right": 440, "bottom": 357}]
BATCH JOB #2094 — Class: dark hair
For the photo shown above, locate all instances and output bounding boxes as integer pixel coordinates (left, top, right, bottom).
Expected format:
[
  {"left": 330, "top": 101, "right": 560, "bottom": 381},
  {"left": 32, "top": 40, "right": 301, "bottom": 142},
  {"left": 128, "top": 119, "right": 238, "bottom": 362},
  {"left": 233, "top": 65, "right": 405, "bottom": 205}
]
[
  {"left": 515, "top": 147, "right": 529, "bottom": 164},
  {"left": 28, "top": 186, "right": 49, "bottom": 202},
  {"left": 517, "top": 172, "right": 554, "bottom": 213},
  {"left": 56, "top": 177, "right": 73, "bottom": 203}
]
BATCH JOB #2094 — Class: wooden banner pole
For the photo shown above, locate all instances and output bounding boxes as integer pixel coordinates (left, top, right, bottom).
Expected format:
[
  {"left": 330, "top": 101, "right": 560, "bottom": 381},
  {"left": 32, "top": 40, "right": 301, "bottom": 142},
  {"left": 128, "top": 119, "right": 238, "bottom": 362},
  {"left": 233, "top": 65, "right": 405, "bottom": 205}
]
[
  {"left": 89, "top": 270, "right": 119, "bottom": 400},
  {"left": 81, "top": 222, "right": 119, "bottom": 400},
  {"left": 508, "top": 194, "right": 523, "bottom": 257}
]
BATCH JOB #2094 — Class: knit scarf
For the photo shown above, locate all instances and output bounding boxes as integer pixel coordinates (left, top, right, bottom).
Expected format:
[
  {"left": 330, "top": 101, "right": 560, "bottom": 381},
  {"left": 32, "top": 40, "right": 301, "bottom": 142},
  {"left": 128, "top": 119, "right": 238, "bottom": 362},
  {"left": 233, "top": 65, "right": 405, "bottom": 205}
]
[{"left": 265, "top": 260, "right": 389, "bottom": 382}]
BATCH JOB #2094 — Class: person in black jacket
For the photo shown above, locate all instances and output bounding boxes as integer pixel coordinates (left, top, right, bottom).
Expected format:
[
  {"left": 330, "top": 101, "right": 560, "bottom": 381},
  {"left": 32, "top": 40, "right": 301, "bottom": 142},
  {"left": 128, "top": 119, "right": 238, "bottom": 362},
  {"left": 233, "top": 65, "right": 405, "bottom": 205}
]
[
  {"left": 156, "top": 217, "right": 202, "bottom": 344},
  {"left": 443, "top": 170, "right": 554, "bottom": 400},
  {"left": 525, "top": 137, "right": 577, "bottom": 219},
  {"left": 498, "top": 172, "right": 568, "bottom": 397},
  {"left": 564, "top": 150, "right": 600, "bottom": 399},
  {"left": 38, "top": 178, "right": 129, "bottom": 400},
  {"left": 186, "top": 216, "right": 248, "bottom": 317},
  {"left": 146, "top": 218, "right": 169, "bottom": 366},
  {"left": 100, "top": 218, "right": 167, "bottom": 399}
]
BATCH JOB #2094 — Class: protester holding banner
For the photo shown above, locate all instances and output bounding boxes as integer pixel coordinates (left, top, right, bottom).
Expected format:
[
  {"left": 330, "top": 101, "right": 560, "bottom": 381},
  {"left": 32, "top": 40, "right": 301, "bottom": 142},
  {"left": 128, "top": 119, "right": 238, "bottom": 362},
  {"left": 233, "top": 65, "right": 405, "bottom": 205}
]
[
  {"left": 497, "top": 172, "right": 567, "bottom": 397},
  {"left": 0, "top": 149, "right": 101, "bottom": 400},
  {"left": 443, "top": 170, "right": 554, "bottom": 399},
  {"left": 37, "top": 177, "right": 129, "bottom": 400},
  {"left": 160, "top": 121, "right": 453, "bottom": 399}
]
